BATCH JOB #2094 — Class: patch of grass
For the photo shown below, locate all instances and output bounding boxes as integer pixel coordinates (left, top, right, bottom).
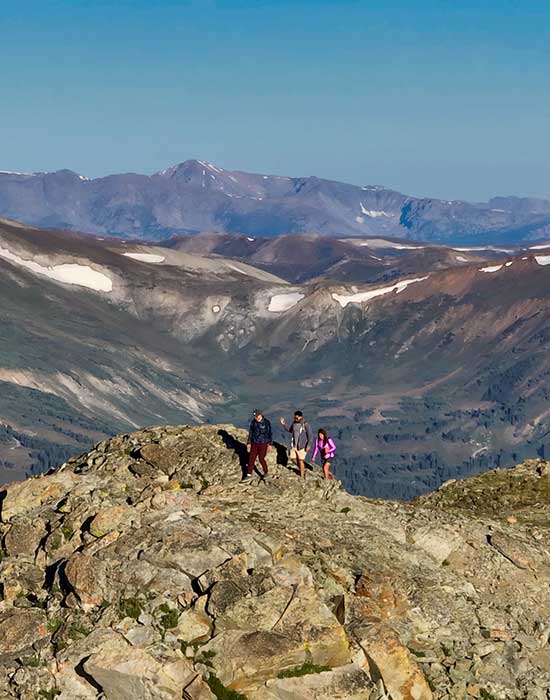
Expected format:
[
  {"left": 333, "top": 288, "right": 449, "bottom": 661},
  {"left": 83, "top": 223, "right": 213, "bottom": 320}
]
[
  {"left": 20, "top": 654, "right": 42, "bottom": 667},
  {"left": 196, "top": 648, "right": 216, "bottom": 667},
  {"left": 61, "top": 525, "right": 74, "bottom": 541},
  {"left": 49, "top": 532, "right": 63, "bottom": 550},
  {"left": 52, "top": 638, "right": 67, "bottom": 654},
  {"left": 46, "top": 618, "right": 63, "bottom": 634},
  {"left": 340, "top": 507, "right": 351, "bottom": 514},
  {"left": 207, "top": 674, "right": 247, "bottom": 700},
  {"left": 180, "top": 482, "right": 194, "bottom": 489},
  {"left": 179, "top": 639, "right": 200, "bottom": 655},
  {"left": 119, "top": 597, "right": 144, "bottom": 620},
  {"left": 38, "top": 689, "right": 60, "bottom": 700},
  {"left": 277, "top": 661, "right": 331, "bottom": 679},
  {"left": 68, "top": 622, "right": 91, "bottom": 639},
  {"left": 160, "top": 609, "right": 180, "bottom": 629}
]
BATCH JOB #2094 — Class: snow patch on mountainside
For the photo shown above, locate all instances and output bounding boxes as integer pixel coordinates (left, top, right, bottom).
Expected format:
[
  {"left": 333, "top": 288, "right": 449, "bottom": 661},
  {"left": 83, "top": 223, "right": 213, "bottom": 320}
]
[
  {"left": 0, "top": 247, "right": 113, "bottom": 291},
  {"left": 332, "top": 276, "right": 428, "bottom": 308},
  {"left": 123, "top": 252, "right": 166, "bottom": 263},
  {"left": 479, "top": 265, "right": 503, "bottom": 273},
  {"left": 343, "top": 238, "right": 424, "bottom": 250},
  {"left": 529, "top": 244, "right": 550, "bottom": 250},
  {"left": 360, "top": 202, "right": 391, "bottom": 218},
  {"left": 535, "top": 255, "right": 550, "bottom": 265},
  {"left": 268, "top": 292, "right": 305, "bottom": 312}
]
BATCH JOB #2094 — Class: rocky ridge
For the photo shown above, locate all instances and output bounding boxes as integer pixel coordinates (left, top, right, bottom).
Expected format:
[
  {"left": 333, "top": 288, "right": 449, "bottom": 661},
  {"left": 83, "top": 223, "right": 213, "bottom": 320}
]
[{"left": 0, "top": 425, "right": 549, "bottom": 699}]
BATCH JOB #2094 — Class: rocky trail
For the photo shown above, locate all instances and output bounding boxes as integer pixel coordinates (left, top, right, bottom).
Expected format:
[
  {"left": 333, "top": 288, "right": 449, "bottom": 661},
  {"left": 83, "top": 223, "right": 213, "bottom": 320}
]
[{"left": 0, "top": 425, "right": 549, "bottom": 699}]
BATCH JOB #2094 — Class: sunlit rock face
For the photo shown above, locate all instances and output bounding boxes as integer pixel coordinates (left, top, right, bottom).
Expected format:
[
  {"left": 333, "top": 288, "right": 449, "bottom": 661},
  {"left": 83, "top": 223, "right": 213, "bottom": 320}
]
[{"left": 0, "top": 424, "right": 549, "bottom": 698}]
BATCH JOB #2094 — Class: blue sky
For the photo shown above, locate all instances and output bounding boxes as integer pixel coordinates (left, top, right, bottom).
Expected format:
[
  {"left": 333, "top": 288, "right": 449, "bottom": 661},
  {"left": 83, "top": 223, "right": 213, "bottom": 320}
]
[{"left": 1, "top": 0, "right": 549, "bottom": 200}]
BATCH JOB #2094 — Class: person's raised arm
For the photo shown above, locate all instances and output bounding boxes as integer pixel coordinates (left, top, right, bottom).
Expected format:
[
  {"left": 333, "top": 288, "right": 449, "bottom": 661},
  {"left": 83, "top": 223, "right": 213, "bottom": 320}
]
[{"left": 280, "top": 417, "right": 291, "bottom": 433}]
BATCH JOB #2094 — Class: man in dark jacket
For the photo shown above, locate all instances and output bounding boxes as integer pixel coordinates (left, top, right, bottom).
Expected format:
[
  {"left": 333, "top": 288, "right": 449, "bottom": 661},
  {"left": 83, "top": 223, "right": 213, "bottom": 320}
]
[{"left": 244, "top": 410, "right": 273, "bottom": 480}]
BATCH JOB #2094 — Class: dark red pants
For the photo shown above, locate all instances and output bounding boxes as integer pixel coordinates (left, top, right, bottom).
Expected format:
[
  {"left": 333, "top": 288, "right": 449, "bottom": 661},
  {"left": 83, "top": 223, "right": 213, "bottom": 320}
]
[{"left": 248, "top": 443, "right": 269, "bottom": 475}]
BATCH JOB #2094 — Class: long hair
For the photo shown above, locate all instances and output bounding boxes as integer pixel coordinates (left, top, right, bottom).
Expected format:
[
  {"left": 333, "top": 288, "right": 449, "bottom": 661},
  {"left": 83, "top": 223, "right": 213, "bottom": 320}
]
[{"left": 318, "top": 428, "right": 328, "bottom": 445}]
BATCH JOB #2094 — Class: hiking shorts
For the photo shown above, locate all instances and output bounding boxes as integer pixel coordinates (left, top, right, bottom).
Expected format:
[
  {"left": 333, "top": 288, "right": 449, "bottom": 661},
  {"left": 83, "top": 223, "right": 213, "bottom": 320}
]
[{"left": 290, "top": 447, "right": 307, "bottom": 461}]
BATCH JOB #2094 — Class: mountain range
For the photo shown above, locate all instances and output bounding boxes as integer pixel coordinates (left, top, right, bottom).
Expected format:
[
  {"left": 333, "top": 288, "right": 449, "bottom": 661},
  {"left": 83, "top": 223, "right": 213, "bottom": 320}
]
[
  {"left": 2, "top": 161, "right": 550, "bottom": 244},
  {"left": 2, "top": 215, "right": 550, "bottom": 499}
]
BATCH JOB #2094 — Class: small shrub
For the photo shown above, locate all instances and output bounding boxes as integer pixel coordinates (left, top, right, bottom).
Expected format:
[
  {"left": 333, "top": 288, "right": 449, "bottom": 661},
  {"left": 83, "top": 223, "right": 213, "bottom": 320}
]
[
  {"left": 180, "top": 482, "right": 194, "bottom": 489},
  {"left": 277, "top": 661, "right": 331, "bottom": 678},
  {"left": 340, "top": 507, "right": 351, "bottom": 514}
]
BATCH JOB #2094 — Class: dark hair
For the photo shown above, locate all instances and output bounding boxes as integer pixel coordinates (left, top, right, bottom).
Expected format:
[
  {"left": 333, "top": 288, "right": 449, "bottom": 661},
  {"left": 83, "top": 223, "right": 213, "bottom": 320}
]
[
  {"left": 318, "top": 428, "right": 328, "bottom": 445},
  {"left": 294, "top": 410, "right": 303, "bottom": 417}
]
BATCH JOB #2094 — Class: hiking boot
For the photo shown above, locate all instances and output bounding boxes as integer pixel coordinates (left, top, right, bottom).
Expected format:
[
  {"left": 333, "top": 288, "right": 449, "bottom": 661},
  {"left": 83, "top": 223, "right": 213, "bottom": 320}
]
[{"left": 241, "top": 474, "right": 252, "bottom": 482}]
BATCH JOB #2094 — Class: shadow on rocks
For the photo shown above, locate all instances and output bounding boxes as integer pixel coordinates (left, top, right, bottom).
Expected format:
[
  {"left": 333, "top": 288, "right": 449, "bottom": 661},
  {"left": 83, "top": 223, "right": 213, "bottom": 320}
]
[
  {"left": 217, "top": 430, "right": 292, "bottom": 479},
  {"left": 217, "top": 429, "right": 249, "bottom": 479}
]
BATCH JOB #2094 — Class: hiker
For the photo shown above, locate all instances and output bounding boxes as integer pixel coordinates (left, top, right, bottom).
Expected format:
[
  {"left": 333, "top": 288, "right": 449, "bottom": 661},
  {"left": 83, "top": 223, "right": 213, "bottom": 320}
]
[
  {"left": 280, "top": 410, "right": 312, "bottom": 478},
  {"left": 311, "top": 428, "right": 336, "bottom": 480},
  {"left": 244, "top": 410, "right": 272, "bottom": 480}
]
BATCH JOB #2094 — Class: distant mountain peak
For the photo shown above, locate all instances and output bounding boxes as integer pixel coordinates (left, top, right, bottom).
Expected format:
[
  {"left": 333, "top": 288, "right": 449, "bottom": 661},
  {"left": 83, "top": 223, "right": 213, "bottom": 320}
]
[{"left": 1, "top": 162, "right": 550, "bottom": 244}]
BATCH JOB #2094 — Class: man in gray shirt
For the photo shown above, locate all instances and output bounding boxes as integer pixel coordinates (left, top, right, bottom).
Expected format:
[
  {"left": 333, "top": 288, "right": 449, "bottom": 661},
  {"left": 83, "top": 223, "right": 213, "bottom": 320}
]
[{"left": 280, "top": 410, "right": 313, "bottom": 478}]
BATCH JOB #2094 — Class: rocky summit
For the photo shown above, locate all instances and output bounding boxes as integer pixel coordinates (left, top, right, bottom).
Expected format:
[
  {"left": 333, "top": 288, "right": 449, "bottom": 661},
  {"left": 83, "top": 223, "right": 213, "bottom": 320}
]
[{"left": 0, "top": 425, "right": 549, "bottom": 700}]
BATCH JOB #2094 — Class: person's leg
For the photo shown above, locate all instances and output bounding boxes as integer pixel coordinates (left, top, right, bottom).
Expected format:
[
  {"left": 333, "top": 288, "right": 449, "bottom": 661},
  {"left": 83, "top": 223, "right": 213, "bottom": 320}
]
[
  {"left": 323, "top": 460, "right": 330, "bottom": 480},
  {"left": 298, "top": 449, "right": 306, "bottom": 478},
  {"left": 247, "top": 443, "right": 259, "bottom": 475},
  {"left": 258, "top": 444, "right": 269, "bottom": 474}
]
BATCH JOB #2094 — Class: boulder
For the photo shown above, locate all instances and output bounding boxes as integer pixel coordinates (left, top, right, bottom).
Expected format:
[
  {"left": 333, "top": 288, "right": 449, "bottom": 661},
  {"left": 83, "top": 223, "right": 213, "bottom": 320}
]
[
  {"left": 357, "top": 627, "right": 432, "bottom": 700},
  {"left": 64, "top": 552, "right": 111, "bottom": 611},
  {"left": 83, "top": 633, "right": 199, "bottom": 699},
  {"left": 3, "top": 518, "right": 47, "bottom": 558},
  {"left": 0, "top": 609, "right": 48, "bottom": 661}
]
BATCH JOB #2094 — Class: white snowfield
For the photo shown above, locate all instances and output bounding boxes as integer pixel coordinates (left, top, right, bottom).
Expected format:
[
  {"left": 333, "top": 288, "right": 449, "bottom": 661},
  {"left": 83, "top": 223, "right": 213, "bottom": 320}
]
[
  {"left": 535, "top": 255, "right": 550, "bottom": 265},
  {"left": 123, "top": 252, "right": 166, "bottom": 263},
  {"left": 479, "top": 265, "right": 503, "bottom": 273},
  {"left": 343, "top": 238, "right": 425, "bottom": 250},
  {"left": 360, "top": 202, "right": 391, "bottom": 218},
  {"left": 268, "top": 292, "right": 305, "bottom": 312},
  {"left": 529, "top": 244, "right": 550, "bottom": 250},
  {"left": 0, "top": 247, "right": 113, "bottom": 292},
  {"left": 455, "top": 255, "right": 468, "bottom": 262},
  {"left": 454, "top": 246, "right": 515, "bottom": 253},
  {"left": 332, "top": 276, "right": 429, "bottom": 308}
]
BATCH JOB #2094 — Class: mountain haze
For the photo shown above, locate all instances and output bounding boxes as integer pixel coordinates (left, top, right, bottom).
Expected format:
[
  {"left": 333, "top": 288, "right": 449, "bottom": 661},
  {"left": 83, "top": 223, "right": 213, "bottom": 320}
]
[{"left": 1, "top": 162, "right": 550, "bottom": 244}]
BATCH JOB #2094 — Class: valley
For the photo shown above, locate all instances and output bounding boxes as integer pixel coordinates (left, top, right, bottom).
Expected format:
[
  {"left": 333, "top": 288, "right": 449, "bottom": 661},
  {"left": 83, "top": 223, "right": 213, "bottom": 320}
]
[{"left": 1, "top": 218, "right": 550, "bottom": 498}]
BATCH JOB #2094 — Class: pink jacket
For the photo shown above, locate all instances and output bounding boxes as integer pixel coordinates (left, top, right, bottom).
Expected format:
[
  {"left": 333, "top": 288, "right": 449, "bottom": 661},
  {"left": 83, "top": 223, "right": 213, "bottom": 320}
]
[{"left": 312, "top": 437, "right": 336, "bottom": 461}]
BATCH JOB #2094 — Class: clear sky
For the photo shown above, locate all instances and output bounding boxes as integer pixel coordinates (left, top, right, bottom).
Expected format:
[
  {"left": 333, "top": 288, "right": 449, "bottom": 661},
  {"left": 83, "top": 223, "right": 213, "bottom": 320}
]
[{"left": 1, "top": 0, "right": 549, "bottom": 201}]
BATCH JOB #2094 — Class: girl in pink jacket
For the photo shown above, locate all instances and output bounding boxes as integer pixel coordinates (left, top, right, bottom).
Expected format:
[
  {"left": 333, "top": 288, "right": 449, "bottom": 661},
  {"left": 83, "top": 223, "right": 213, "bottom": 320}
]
[{"left": 311, "top": 428, "right": 336, "bottom": 480}]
